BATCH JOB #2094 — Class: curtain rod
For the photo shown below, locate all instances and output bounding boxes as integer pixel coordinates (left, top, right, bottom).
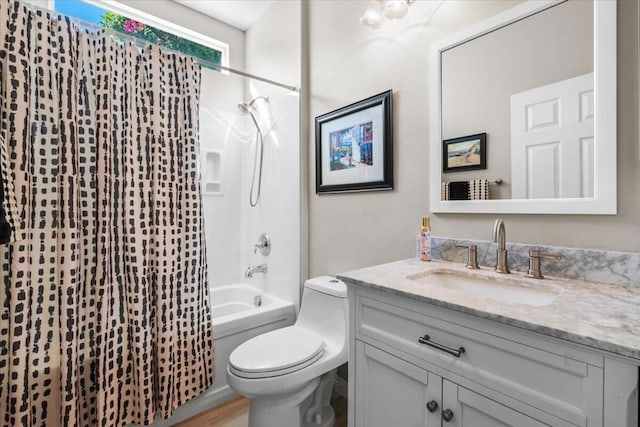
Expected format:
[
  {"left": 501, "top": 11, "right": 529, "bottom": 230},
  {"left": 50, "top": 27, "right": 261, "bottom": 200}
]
[{"left": 20, "top": 0, "right": 300, "bottom": 93}]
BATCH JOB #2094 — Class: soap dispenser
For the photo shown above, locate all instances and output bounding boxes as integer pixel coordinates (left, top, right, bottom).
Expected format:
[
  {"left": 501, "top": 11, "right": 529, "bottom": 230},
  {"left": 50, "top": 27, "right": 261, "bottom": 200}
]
[{"left": 417, "top": 217, "right": 431, "bottom": 261}]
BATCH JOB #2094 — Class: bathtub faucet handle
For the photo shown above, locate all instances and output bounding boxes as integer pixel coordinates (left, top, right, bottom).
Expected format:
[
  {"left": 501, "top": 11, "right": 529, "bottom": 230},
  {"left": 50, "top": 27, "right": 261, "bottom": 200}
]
[{"left": 253, "top": 233, "right": 271, "bottom": 256}]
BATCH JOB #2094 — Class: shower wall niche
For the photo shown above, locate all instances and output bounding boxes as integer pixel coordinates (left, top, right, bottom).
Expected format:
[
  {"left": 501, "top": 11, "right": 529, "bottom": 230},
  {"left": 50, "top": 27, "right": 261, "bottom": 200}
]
[{"left": 202, "top": 150, "right": 223, "bottom": 195}]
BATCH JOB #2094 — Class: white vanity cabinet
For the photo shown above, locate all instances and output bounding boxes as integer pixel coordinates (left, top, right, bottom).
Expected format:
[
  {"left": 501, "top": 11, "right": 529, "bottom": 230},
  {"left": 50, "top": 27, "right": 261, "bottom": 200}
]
[
  {"left": 347, "top": 285, "right": 639, "bottom": 427},
  {"left": 355, "top": 341, "right": 547, "bottom": 427}
]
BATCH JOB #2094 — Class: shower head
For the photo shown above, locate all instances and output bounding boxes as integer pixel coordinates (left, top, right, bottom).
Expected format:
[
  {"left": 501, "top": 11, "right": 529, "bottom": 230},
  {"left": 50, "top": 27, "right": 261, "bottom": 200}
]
[
  {"left": 237, "top": 95, "right": 269, "bottom": 114},
  {"left": 237, "top": 95, "right": 273, "bottom": 135}
]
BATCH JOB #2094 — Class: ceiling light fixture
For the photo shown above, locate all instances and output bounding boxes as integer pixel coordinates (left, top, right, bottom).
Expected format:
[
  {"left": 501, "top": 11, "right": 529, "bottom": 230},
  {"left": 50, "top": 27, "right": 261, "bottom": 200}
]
[
  {"left": 359, "top": 0, "right": 385, "bottom": 29},
  {"left": 384, "top": 0, "right": 409, "bottom": 19},
  {"left": 360, "top": 0, "right": 415, "bottom": 28}
]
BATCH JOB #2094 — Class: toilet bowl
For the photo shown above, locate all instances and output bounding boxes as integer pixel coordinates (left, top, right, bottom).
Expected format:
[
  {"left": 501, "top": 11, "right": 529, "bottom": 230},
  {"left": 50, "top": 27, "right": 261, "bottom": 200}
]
[{"left": 226, "top": 276, "right": 348, "bottom": 427}]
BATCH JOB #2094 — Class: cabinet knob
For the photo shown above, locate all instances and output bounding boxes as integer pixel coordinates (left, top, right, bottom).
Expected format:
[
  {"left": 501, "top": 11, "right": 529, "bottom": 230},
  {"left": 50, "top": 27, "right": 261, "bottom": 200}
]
[
  {"left": 426, "top": 400, "right": 439, "bottom": 413},
  {"left": 442, "top": 408, "right": 454, "bottom": 422}
]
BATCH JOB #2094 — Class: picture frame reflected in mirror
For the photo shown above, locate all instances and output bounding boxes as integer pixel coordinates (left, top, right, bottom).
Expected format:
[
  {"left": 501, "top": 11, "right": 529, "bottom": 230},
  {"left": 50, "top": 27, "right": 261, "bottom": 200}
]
[{"left": 442, "top": 132, "right": 486, "bottom": 173}]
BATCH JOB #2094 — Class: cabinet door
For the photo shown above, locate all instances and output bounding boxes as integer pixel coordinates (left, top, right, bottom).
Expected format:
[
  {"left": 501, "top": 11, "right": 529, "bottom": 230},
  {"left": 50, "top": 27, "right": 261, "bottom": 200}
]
[
  {"left": 441, "top": 380, "right": 549, "bottom": 427},
  {"left": 355, "top": 341, "right": 441, "bottom": 427}
]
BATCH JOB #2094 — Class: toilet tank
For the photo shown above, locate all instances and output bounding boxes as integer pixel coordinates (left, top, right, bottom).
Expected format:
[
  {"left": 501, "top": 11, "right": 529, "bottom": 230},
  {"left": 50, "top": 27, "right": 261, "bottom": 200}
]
[
  {"left": 295, "top": 276, "right": 348, "bottom": 349},
  {"left": 304, "top": 276, "right": 348, "bottom": 299}
]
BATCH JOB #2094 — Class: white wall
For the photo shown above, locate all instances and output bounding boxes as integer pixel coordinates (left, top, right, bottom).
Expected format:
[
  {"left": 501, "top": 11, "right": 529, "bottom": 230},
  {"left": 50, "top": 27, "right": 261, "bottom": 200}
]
[
  {"left": 308, "top": 0, "right": 517, "bottom": 276},
  {"left": 245, "top": 0, "right": 301, "bottom": 87},
  {"left": 308, "top": 0, "right": 640, "bottom": 277},
  {"left": 199, "top": 69, "right": 246, "bottom": 286},
  {"left": 243, "top": 0, "right": 302, "bottom": 307}
]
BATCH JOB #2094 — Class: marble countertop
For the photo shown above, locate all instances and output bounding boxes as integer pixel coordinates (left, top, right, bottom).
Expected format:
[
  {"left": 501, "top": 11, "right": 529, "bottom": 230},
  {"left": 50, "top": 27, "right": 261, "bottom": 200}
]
[{"left": 337, "top": 259, "right": 640, "bottom": 362}]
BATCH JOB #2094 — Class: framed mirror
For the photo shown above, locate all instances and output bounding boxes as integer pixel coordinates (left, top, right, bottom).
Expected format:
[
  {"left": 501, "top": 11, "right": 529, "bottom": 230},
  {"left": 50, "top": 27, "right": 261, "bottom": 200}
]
[{"left": 429, "top": 0, "right": 617, "bottom": 214}]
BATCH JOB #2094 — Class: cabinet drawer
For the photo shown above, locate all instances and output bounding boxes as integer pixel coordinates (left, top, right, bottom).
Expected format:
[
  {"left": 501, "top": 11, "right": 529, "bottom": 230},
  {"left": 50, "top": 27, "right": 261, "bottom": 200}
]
[{"left": 355, "top": 291, "right": 603, "bottom": 427}]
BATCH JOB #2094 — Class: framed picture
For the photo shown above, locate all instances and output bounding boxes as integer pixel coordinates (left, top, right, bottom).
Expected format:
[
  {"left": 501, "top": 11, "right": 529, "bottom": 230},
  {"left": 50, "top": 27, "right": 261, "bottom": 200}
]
[
  {"left": 315, "top": 90, "right": 393, "bottom": 193},
  {"left": 442, "top": 133, "right": 487, "bottom": 173}
]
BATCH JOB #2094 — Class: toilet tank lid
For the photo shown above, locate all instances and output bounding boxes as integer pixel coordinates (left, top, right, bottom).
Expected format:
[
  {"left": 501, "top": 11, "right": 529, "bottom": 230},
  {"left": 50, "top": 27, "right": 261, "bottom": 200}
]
[{"left": 304, "top": 276, "right": 347, "bottom": 298}]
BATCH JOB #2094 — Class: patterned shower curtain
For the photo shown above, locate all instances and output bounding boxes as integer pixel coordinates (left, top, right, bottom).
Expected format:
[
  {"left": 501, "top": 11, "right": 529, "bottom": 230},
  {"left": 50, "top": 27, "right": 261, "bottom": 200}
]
[{"left": 0, "top": 1, "right": 215, "bottom": 426}]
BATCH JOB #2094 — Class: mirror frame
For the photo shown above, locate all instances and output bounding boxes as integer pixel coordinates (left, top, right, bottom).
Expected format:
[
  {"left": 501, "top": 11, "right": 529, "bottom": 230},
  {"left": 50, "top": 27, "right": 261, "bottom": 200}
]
[{"left": 429, "top": 0, "right": 617, "bottom": 215}]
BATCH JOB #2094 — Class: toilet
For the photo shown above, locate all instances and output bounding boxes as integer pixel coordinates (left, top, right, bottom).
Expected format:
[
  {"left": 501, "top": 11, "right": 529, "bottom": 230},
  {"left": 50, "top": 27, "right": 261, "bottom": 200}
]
[{"left": 226, "top": 276, "right": 348, "bottom": 427}]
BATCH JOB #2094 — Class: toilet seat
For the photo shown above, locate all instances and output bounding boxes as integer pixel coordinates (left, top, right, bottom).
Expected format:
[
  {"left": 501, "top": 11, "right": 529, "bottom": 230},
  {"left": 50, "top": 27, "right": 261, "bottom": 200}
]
[{"left": 229, "top": 326, "right": 325, "bottom": 379}]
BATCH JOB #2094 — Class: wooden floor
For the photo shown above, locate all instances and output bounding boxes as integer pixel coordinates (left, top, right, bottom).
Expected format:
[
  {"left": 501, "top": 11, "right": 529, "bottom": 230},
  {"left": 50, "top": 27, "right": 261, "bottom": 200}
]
[{"left": 175, "top": 394, "right": 348, "bottom": 427}]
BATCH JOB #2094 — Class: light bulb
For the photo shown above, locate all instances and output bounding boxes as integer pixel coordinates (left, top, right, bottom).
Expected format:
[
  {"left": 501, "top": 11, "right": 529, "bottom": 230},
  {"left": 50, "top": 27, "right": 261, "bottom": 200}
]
[
  {"left": 360, "top": 0, "right": 384, "bottom": 28},
  {"left": 383, "top": 0, "right": 409, "bottom": 20}
]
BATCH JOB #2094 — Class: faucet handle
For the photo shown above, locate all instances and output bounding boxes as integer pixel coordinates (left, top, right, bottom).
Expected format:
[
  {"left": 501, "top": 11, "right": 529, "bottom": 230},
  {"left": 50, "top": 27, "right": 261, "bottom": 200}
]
[
  {"left": 253, "top": 233, "right": 271, "bottom": 255},
  {"left": 455, "top": 244, "right": 479, "bottom": 270},
  {"left": 529, "top": 249, "right": 562, "bottom": 260},
  {"left": 526, "top": 250, "right": 561, "bottom": 279}
]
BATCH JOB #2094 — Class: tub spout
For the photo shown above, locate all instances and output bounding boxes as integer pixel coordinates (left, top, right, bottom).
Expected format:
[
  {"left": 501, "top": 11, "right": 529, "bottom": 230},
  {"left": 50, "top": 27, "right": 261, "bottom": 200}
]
[{"left": 246, "top": 263, "right": 268, "bottom": 278}]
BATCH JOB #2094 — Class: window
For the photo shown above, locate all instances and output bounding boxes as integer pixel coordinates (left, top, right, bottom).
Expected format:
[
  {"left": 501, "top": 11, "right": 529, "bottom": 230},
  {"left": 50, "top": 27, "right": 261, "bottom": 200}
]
[{"left": 52, "top": 0, "right": 225, "bottom": 66}]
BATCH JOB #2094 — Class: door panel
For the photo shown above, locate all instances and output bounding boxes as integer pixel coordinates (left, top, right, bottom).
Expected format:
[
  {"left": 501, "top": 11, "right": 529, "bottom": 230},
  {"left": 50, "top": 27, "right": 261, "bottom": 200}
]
[
  {"left": 526, "top": 142, "right": 560, "bottom": 198},
  {"left": 442, "top": 380, "right": 550, "bottom": 427},
  {"left": 355, "top": 341, "right": 440, "bottom": 427}
]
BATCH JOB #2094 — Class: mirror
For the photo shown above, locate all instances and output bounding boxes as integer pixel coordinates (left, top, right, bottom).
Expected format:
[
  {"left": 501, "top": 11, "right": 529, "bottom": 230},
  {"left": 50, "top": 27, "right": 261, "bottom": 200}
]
[{"left": 429, "top": 0, "right": 617, "bottom": 214}]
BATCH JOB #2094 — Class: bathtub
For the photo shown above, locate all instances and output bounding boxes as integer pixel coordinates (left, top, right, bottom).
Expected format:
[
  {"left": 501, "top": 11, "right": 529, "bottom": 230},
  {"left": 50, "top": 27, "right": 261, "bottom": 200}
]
[{"left": 152, "top": 284, "right": 295, "bottom": 426}]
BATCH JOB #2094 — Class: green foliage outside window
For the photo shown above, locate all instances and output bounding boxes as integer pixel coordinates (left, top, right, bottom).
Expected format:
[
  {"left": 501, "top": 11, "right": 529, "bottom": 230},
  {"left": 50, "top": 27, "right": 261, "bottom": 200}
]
[{"left": 101, "top": 11, "right": 222, "bottom": 65}]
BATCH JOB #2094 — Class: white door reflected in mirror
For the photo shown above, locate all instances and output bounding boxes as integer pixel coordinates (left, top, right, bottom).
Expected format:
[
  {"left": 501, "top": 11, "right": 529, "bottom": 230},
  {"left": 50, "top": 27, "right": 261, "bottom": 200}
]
[{"left": 511, "top": 73, "right": 594, "bottom": 199}]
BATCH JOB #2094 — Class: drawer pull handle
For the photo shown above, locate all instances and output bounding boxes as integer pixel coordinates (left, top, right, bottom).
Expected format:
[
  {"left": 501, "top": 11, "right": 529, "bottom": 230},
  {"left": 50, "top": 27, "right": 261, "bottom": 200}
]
[
  {"left": 418, "top": 334, "right": 466, "bottom": 358},
  {"left": 426, "top": 400, "right": 439, "bottom": 413},
  {"left": 442, "top": 408, "right": 454, "bottom": 422}
]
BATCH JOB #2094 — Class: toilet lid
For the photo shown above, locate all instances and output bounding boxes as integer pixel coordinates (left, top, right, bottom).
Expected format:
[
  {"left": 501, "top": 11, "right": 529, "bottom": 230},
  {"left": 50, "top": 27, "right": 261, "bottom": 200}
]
[{"left": 229, "top": 326, "right": 325, "bottom": 375}]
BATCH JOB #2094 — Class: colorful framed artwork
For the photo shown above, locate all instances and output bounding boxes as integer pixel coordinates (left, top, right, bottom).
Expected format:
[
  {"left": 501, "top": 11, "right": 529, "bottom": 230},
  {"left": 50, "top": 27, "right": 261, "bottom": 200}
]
[
  {"left": 315, "top": 90, "right": 393, "bottom": 193},
  {"left": 442, "top": 133, "right": 487, "bottom": 173}
]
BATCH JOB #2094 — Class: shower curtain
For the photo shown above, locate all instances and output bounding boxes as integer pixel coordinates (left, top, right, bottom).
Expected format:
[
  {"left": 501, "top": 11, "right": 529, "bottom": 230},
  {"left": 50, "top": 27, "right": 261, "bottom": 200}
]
[{"left": 0, "top": 1, "right": 215, "bottom": 426}]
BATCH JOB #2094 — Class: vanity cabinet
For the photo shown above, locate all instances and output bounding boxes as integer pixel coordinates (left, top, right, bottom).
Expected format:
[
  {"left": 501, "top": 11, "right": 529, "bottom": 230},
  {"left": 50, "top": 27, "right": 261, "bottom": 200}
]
[
  {"left": 347, "top": 285, "right": 639, "bottom": 427},
  {"left": 355, "top": 341, "right": 547, "bottom": 427}
]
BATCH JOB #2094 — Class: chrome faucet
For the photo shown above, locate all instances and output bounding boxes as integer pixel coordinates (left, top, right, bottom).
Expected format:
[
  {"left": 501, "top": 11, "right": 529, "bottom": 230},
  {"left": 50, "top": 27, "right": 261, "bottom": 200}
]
[
  {"left": 253, "top": 233, "right": 271, "bottom": 256},
  {"left": 492, "top": 219, "right": 510, "bottom": 273},
  {"left": 245, "top": 263, "right": 267, "bottom": 278}
]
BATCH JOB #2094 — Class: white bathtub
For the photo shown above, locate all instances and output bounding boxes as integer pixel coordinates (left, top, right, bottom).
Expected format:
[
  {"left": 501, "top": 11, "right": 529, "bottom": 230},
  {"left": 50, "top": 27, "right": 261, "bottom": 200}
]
[
  {"left": 211, "top": 284, "right": 292, "bottom": 336},
  {"left": 152, "top": 284, "right": 295, "bottom": 426}
]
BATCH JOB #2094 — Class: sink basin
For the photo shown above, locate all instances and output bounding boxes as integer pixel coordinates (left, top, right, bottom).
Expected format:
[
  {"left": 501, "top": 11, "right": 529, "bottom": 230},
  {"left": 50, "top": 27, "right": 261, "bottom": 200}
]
[{"left": 409, "top": 269, "right": 560, "bottom": 307}]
